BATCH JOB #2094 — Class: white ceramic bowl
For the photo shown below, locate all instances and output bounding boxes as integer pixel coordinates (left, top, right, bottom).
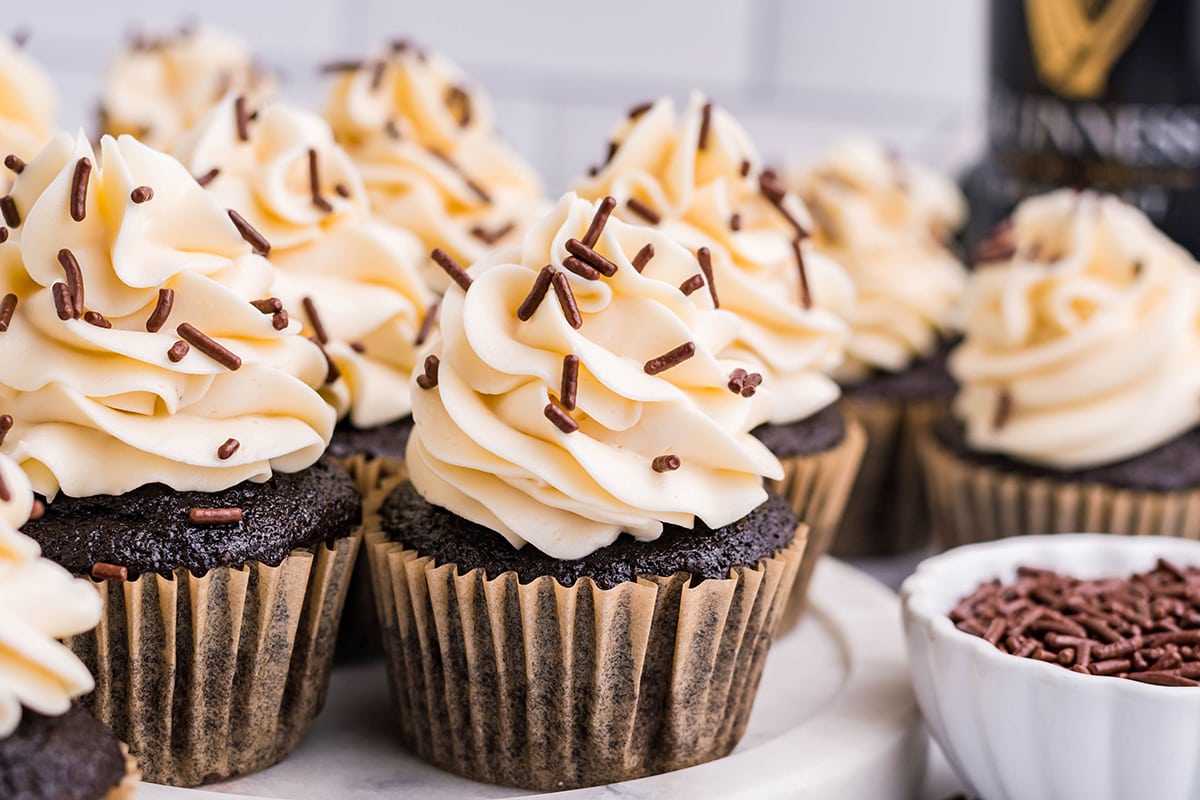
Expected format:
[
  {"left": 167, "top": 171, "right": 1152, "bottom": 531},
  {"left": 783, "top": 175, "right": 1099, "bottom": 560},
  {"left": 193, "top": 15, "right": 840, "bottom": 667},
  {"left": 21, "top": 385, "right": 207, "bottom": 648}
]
[{"left": 902, "top": 534, "right": 1200, "bottom": 800}]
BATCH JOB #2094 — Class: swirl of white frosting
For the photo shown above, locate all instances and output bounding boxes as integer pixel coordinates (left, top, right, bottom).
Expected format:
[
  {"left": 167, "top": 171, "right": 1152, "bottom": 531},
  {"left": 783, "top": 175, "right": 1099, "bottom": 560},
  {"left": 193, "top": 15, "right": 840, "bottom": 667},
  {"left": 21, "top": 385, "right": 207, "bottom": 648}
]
[
  {"left": 0, "top": 132, "right": 334, "bottom": 498},
  {"left": 100, "top": 24, "right": 275, "bottom": 153},
  {"left": 790, "top": 137, "right": 968, "bottom": 381},
  {"left": 951, "top": 189, "right": 1200, "bottom": 469},
  {"left": 323, "top": 43, "right": 545, "bottom": 292},
  {"left": 0, "top": 455, "right": 101, "bottom": 738},
  {"left": 175, "top": 96, "right": 435, "bottom": 428},
  {"left": 574, "top": 94, "right": 853, "bottom": 425},
  {"left": 0, "top": 38, "right": 56, "bottom": 193},
  {"left": 408, "top": 193, "right": 783, "bottom": 559}
]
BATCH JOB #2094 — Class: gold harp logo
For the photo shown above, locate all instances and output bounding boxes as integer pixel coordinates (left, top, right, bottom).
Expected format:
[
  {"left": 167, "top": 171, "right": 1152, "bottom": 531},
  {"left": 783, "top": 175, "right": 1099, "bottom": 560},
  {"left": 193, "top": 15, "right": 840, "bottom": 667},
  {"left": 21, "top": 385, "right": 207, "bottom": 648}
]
[{"left": 1025, "top": 0, "right": 1156, "bottom": 98}]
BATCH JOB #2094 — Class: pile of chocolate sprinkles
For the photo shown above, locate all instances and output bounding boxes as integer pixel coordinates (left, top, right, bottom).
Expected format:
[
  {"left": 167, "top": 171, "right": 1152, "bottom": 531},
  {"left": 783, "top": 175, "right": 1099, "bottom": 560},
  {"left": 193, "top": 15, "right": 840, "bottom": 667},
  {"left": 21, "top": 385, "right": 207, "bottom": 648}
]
[{"left": 953, "top": 561, "right": 1200, "bottom": 686}]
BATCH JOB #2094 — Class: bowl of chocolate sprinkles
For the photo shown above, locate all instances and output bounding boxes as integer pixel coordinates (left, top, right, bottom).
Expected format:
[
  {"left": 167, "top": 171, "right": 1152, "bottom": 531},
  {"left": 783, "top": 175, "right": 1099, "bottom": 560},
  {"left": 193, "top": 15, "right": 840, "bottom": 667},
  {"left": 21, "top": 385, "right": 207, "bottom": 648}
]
[{"left": 902, "top": 534, "right": 1200, "bottom": 800}]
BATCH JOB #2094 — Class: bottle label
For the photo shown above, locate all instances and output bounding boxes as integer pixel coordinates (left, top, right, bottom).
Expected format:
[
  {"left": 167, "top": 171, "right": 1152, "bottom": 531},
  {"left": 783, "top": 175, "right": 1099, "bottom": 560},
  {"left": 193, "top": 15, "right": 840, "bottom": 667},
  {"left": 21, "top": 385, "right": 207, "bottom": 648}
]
[{"left": 1025, "top": 0, "right": 1156, "bottom": 99}]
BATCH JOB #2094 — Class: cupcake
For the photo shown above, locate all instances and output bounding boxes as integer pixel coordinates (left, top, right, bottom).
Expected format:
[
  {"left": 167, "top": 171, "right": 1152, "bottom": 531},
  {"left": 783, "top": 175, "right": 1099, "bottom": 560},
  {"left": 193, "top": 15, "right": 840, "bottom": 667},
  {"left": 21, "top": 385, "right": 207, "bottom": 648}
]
[
  {"left": 98, "top": 23, "right": 275, "bottom": 152},
  {"left": 0, "top": 35, "right": 56, "bottom": 193},
  {"left": 921, "top": 189, "right": 1200, "bottom": 548},
  {"left": 0, "top": 132, "right": 361, "bottom": 785},
  {"left": 368, "top": 194, "right": 805, "bottom": 789},
  {"left": 790, "top": 137, "right": 968, "bottom": 556},
  {"left": 0, "top": 455, "right": 139, "bottom": 800},
  {"left": 574, "top": 93, "right": 864, "bottom": 603},
  {"left": 322, "top": 41, "right": 546, "bottom": 292}
]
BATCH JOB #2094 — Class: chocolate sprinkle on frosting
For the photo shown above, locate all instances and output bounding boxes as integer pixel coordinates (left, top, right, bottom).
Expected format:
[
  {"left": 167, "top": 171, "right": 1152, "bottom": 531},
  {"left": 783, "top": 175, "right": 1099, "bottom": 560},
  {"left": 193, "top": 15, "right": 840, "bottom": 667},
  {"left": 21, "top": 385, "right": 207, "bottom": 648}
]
[
  {"left": 234, "top": 95, "right": 251, "bottom": 141},
  {"left": 217, "top": 438, "right": 240, "bottom": 460},
  {"left": 740, "top": 159, "right": 752, "bottom": 178},
  {"left": 0, "top": 293, "right": 16, "bottom": 332},
  {"left": 517, "top": 266, "right": 555, "bottom": 321},
  {"left": 0, "top": 414, "right": 10, "bottom": 448},
  {"left": 761, "top": 172, "right": 808, "bottom": 237},
  {"left": 730, "top": 213, "right": 741, "bottom": 231},
  {"left": 83, "top": 311, "right": 110, "bottom": 329},
  {"left": 57, "top": 249, "right": 84, "bottom": 318},
  {"left": 430, "top": 148, "right": 491, "bottom": 204},
  {"left": 52, "top": 282, "right": 73, "bottom": 320},
  {"left": 310, "top": 337, "right": 341, "bottom": 384},
  {"left": 350, "top": 341, "right": 366, "bottom": 353},
  {"left": 370, "top": 60, "right": 387, "bottom": 91},
  {"left": 625, "top": 197, "right": 661, "bottom": 225},
  {"left": 552, "top": 270, "right": 583, "bottom": 329},
  {"left": 195, "top": 168, "right": 220, "bottom": 187},
  {"left": 69, "top": 158, "right": 90, "bottom": 222},
  {"left": 431, "top": 248, "right": 473, "bottom": 292},
  {"left": 582, "top": 196, "right": 617, "bottom": 248},
  {"left": 130, "top": 185, "right": 154, "bottom": 204},
  {"left": 251, "top": 297, "right": 282, "bottom": 314},
  {"left": 189, "top": 507, "right": 243, "bottom": 524},
  {"left": 561, "top": 353, "right": 579, "bottom": 411},
  {"left": 679, "top": 274, "right": 705, "bottom": 296},
  {"left": 91, "top": 562, "right": 128, "bottom": 582},
  {"left": 791, "top": 238, "right": 812, "bottom": 309},
  {"left": 302, "top": 296, "right": 329, "bottom": 345},
  {"left": 446, "top": 85, "right": 472, "bottom": 127},
  {"left": 697, "top": 246, "right": 718, "bottom": 308},
  {"left": 334, "top": 183, "right": 350, "bottom": 198},
  {"left": 167, "top": 340, "right": 189, "bottom": 362},
  {"left": 698, "top": 101, "right": 714, "bottom": 151},
  {"left": 652, "top": 454, "right": 681, "bottom": 472},
  {"left": 0, "top": 227, "right": 6, "bottom": 243},
  {"left": 726, "top": 368, "right": 762, "bottom": 398},
  {"left": 272, "top": 310, "right": 289, "bottom": 330},
  {"left": 1, "top": 195, "right": 19, "bottom": 227},
  {"left": 0, "top": 469, "right": 7, "bottom": 502},
  {"left": 994, "top": 389, "right": 1013, "bottom": 431},
  {"left": 644, "top": 341, "right": 695, "bottom": 375},
  {"left": 565, "top": 238, "right": 618, "bottom": 277},
  {"left": 308, "top": 149, "right": 333, "bottom": 213},
  {"left": 628, "top": 100, "right": 654, "bottom": 120},
  {"left": 632, "top": 243, "right": 654, "bottom": 273},
  {"left": 469, "top": 220, "right": 514, "bottom": 245},
  {"left": 320, "top": 59, "right": 364, "bottom": 74},
  {"left": 227, "top": 209, "right": 270, "bottom": 255},
  {"left": 544, "top": 400, "right": 578, "bottom": 434},
  {"left": 417, "top": 354, "right": 439, "bottom": 390},
  {"left": 177, "top": 323, "right": 241, "bottom": 370},
  {"left": 562, "top": 256, "right": 599, "bottom": 281},
  {"left": 416, "top": 300, "right": 439, "bottom": 345},
  {"left": 3, "top": 155, "right": 24, "bottom": 174}
]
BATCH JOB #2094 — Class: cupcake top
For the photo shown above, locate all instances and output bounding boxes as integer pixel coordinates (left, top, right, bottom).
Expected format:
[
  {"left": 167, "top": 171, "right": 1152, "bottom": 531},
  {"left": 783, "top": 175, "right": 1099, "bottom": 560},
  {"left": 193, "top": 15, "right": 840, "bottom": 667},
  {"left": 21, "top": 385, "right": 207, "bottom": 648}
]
[
  {"left": 0, "top": 132, "right": 334, "bottom": 499},
  {"left": 99, "top": 24, "right": 275, "bottom": 152},
  {"left": 322, "top": 42, "right": 545, "bottom": 292},
  {"left": 574, "top": 93, "right": 853, "bottom": 426},
  {"left": 0, "top": 37, "right": 56, "bottom": 193},
  {"left": 0, "top": 454, "right": 101, "bottom": 738},
  {"left": 951, "top": 189, "right": 1200, "bottom": 469},
  {"left": 791, "top": 137, "right": 968, "bottom": 382},
  {"left": 174, "top": 95, "right": 435, "bottom": 429},
  {"left": 407, "top": 193, "right": 784, "bottom": 560}
]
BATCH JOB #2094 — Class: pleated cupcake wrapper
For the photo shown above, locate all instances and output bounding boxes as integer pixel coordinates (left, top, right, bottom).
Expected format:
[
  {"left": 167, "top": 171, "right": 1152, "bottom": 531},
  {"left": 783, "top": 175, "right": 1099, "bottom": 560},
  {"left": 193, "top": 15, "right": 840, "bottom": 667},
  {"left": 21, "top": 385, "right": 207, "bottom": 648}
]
[
  {"left": 65, "top": 531, "right": 362, "bottom": 787},
  {"left": 362, "top": 491, "right": 806, "bottom": 791},
  {"left": 105, "top": 744, "right": 141, "bottom": 800},
  {"left": 332, "top": 452, "right": 409, "bottom": 498},
  {"left": 832, "top": 395, "right": 947, "bottom": 558},
  {"left": 919, "top": 432, "right": 1200, "bottom": 548},
  {"left": 768, "top": 418, "right": 866, "bottom": 623}
]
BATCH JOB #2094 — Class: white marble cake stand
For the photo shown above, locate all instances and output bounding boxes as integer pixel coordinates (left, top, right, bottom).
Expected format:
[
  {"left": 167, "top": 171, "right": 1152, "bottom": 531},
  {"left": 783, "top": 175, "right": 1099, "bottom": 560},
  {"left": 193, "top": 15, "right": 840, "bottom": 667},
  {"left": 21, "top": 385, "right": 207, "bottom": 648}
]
[{"left": 141, "top": 559, "right": 926, "bottom": 800}]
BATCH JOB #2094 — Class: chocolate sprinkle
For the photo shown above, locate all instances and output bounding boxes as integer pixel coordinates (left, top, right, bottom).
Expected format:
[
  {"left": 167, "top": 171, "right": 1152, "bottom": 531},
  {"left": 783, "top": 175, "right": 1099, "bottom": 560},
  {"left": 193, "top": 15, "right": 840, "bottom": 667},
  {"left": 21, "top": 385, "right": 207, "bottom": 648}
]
[
  {"left": 310, "top": 336, "right": 341, "bottom": 384},
  {"left": 416, "top": 354, "right": 439, "bottom": 390},
  {"left": 302, "top": 296, "right": 329, "bottom": 345},
  {"left": 517, "top": 266, "right": 556, "bottom": 321},
  {"left": 0, "top": 227, "right": 6, "bottom": 243},
  {"left": 320, "top": 59, "right": 364, "bottom": 74},
  {"left": 83, "top": 311, "right": 110, "bottom": 329},
  {"left": 644, "top": 341, "right": 695, "bottom": 375},
  {"left": 189, "top": 507, "right": 243, "bottom": 524},
  {"left": 416, "top": 300, "right": 439, "bottom": 345},
  {"left": 227, "top": 209, "right": 270, "bottom": 255},
  {"left": 195, "top": 168, "right": 220, "bottom": 187},
  {"left": 334, "top": 183, "right": 350, "bottom": 198},
  {"left": 628, "top": 101, "right": 654, "bottom": 119},
  {"left": 251, "top": 297, "right": 282, "bottom": 314},
  {"left": 52, "top": 283, "right": 73, "bottom": 321},
  {"left": 727, "top": 368, "right": 763, "bottom": 397},
  {"left": 730, "top": 212, "right": 742, "bottom": 231},
  {"left": 0, "top": 293, "right": 16, "bottom": 332},
  {"left": 177, "top": 323, "right": 241, "bottom": 370},
  {"left": 562, "top": 256, "right": 599, "bottom": 281},
  {"left": 626, "top": 197, "right": 661, "bottom": 225},
  {"left": 446, "top": 85, "right": 472, "bottom": 127},
  {"left": 430, "top": 148, "right": 491, "bottom": 204},
  {"left": 582, "top": 196, "right": 617, "bottom": 248},
  {"left": 994, "top": 389, "right": 1013, "bottom": 431},
  {"left": 561, "top": 353, "right": 579, "bottom": 411},
  {"left": 57, "top": 249, "right": 84, "bottom": 318},
  {"left": 0, "top": 468, "right": 6, "bottom": 501},
  {"left": 431, "top": 248, "right": 473, "bottom": 292},
  {"left": 130, "top": 185, "right": 154, "bottom": 204},
  {"left": 565, "top": 238, "right": 618, "bottom": 277},
  {"left": 0, "top": 415, "right": 10, "bottom": 448},
  {"left": 3, "top": 155, "right": 24, "bottom": 174},
  {"left": 234, "top": 95, "right": 251, "bottom": 141},
  {"left": 740, "top": 159, "right": 751, "bottom": 178},
  {"left": 632, "top": 243, "right": 655, "bottom": 273},
  {"left": 272, "top": 310, "right": 289, "bottom": 330},
  {"left": 0, "top": 195, "right": 19, "bottom": 227},
  {"left": 167, "top": 340, "right": 189, "bottom": 362},
  {"left": 69, "top": 158, "right": 91, "bottom": 222},
  {"left": 469, "top": 221, "right": 514, "bottom": 246},
  {"left": 697, "top": 246, "right": 719, "bottom": 308},
  {"left": 552, "top": 270, "right": 583, "bottom": 329},
  {"left": 791, "top": 238, "right": 812, "bottom": 309},
  {"left": 698, "top": 101, "right": 714, "bottom": 151},
  {"left": 350, "top": 341, "right": 366, "bottom": 353},
  {"left": 308, "top": 149, "right": 333, "bottom": 213},
  {"left": 370, "top": 60, "right": 387, "bottom": 90},
  {"left": 544, "top": 401, "right": 578, "bottom": 434},
  {"left": 90, "top": 562, "right": 128, "bottom": 582},
  {"left": 761, "top": 172, "right": 808, "bottom": 237},
  {"left": 652, "top": 454, "right": 681, "bottom": 473},
  {"left": 679, "top": 274, "right": 705, "bottom": 296},
  {"left": 217, "top": 438, "right": 240, "bottom": 460}
]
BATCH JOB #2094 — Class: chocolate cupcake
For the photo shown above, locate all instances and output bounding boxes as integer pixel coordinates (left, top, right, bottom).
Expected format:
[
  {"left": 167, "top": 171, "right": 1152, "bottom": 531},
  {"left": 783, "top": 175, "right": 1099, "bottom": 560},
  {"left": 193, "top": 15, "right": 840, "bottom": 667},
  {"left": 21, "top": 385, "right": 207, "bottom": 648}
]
[
  {"left": 791, "top": 137, "right": 968, "bottom": 556},
  {"left": 920, "top": 189, "right": 1200, "bottom": 547},
  {"left": 367, "top": 194, "right": 805, "bottom": 789},
  {"left": 0, "top": 455, "right": 139, "bottom": 800},
  {"left": 322, "top": 41, "right": 546, "bottom": 294},
  {"left": 0, "top": 36, "right": 56, "bottom": 195},
  {"left": 574, "top": 94, "right": 865, "bottom": 606},
  {"left": 0, "top": 133, "right": 361, "bottom": 785}
]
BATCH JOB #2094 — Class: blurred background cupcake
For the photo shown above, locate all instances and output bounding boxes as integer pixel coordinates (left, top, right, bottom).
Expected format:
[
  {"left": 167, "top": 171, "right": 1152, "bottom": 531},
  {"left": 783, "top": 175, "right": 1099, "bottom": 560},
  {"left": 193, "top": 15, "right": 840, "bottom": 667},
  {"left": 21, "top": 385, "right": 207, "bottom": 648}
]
[
  {"left": 921, "top": 189, "right": 1200, "bottom": 548},
  {"left": 791, "top": 137, "right": 967, "bottom": 557},
  {"left": 0, "top": 35, "right": 56, "bottom": 194}
]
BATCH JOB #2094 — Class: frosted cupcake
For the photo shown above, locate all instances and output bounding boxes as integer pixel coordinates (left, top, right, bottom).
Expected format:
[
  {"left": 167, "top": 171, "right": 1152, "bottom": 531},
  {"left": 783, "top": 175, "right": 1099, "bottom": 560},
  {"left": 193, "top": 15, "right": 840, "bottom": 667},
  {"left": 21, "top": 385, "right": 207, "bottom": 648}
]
[
  {"left": 574, "top": 93, "right": 864, "bottom": 603},
  {"left": 921, "top": 189, "right": 1200, "bottom": 547},
  {"left": 99, "top": 23, "right": 275, "bottom": 152},
  {"left": 0, "top": 133, "right": 360, "bottom": 785},
  {"left": 322, "top": 41, "right": 545, "bottom": 292},
  {"left": 0, "top": 35, "right": 56, "bottom": 193},
  {"left": 0, "top": 455, "right": 139, "bottom": 800},
  {"left": 368, "top": 194, "right": 805, "bottom": 789},
  {"left": 791, "top": 137, "right": 967, "bottom": 556}
]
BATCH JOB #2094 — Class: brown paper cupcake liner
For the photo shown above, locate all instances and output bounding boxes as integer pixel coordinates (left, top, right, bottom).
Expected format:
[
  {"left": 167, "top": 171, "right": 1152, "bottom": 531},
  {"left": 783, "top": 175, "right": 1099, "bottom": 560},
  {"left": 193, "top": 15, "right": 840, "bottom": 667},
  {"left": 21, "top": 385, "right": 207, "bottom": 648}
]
[
  {"left": 65, "top": 531, "right": 362, "bottom": 787},
  {"left": 919, "top": 431, "right": 1200, "bottom": 548},
  {"left": 332, "top": 452, "right": 409, "bottom": 498},
  {"left": 363, "top": 490, "right": 806, "bottom": 791},
  {"left": 104, "top": 744, "right": 141, "bottom": 800},
  {"left": 768, "top": 418, "right": 866, "bottom": 619},
  {"left": 832, "top": 395, "right": 947, "bottom": 558}
]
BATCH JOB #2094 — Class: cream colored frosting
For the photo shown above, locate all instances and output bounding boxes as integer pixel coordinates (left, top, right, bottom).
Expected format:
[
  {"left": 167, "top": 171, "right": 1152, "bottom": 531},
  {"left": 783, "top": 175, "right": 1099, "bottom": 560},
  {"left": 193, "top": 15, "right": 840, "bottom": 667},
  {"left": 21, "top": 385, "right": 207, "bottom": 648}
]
[
  {"left": 0, "top": 38, "right": 56, "bottom": 194},
  {"left": 100, "top": 24, "right": 275, "bottom": 153},
  {"left": 0, "top": 455, "right": 101, "bottom": 738},
  {"left": 791, "top": 137, "right": 968, "bottom": 381},
  {"left": 175, "top": 96, "right": 435, "bottom": 428},
  {"left": 0, "top": 132, "right": 334, "bottom": 498},
  {"left": 574, "top": 94, "right": 853, "bottom": 425},
  {"left": 951, "top": 189, "right": 1200, "bottom": 468},
  {"left": 407, "top": 193, "right": 784, "bottom": 559},
  {"left": 323, "top": 43, "right": 546, "bottom": 292}
]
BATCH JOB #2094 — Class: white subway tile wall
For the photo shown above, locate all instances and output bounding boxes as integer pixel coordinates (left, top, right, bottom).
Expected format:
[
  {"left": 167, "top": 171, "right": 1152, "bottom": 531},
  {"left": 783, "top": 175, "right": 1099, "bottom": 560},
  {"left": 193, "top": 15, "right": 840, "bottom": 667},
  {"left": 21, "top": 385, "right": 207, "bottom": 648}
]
[{"left": 13, "top": 0, "right": 985, "bottom": 192}]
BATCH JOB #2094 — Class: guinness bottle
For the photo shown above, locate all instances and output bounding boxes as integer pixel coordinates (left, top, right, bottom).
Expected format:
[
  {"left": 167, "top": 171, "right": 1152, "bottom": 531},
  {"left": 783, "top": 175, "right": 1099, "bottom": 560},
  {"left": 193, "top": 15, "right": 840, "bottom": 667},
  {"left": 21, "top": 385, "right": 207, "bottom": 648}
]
[{"left": 963, "top": 0, "right": 1200, "bottom": 254}]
